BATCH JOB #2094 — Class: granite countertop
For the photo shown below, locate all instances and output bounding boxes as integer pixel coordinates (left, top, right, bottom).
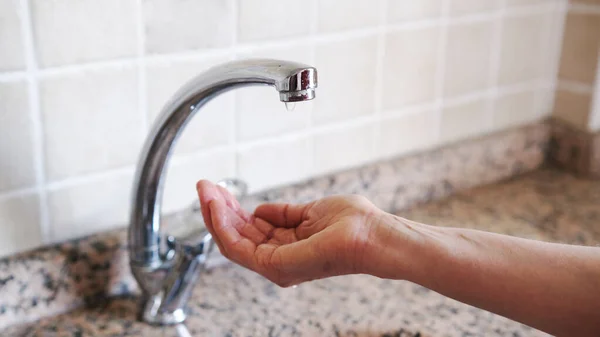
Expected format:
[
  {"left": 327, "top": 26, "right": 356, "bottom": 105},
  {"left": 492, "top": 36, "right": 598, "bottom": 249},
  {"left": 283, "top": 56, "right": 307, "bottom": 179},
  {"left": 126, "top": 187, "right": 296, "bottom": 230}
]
[{"left": 4, "top": 167, "right": 599, "bottom": 337}]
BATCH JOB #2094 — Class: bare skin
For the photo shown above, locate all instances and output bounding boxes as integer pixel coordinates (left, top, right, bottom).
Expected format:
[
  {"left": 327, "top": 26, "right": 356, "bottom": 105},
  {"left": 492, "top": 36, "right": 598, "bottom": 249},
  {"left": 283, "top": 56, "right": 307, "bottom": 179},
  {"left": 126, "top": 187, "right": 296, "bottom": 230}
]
[{"left": 196, "top": 180, "right": 600, "bottom": 337}]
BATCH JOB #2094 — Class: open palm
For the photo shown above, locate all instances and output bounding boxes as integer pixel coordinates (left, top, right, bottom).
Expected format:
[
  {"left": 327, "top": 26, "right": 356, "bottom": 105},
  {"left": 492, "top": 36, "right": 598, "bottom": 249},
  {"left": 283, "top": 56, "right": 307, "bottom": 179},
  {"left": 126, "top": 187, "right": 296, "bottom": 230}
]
[{"left": 196, "top": 180, "right": 380, "bottom": 286}]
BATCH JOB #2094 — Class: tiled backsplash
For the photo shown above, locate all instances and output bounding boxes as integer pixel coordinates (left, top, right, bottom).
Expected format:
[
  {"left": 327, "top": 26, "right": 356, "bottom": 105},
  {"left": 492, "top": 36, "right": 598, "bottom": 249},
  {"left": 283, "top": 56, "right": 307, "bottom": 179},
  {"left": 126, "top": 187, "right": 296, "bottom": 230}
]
[
  {"left": 0, "top": 0, "right": 567, "bottom": 256},
  {"left": 552, "top": 0, "right": 600, "bottom": 131}
]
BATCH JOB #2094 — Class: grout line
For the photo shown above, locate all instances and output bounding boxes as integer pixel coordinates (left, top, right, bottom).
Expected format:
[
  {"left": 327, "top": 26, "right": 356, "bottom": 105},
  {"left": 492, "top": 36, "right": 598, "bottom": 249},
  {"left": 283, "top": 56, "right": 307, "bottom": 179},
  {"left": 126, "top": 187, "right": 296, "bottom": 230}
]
[
  {"left": 486, "top": 0, "right": 506, "bottom": 131},
  {"left": 0, "top": 187, "right": 39, "bottom": 201},
  {"left": 569, "top": 3, "right": 600, "bottom": 14},
  {"left": 432, "top": 0, "right": 451, "bottom": 144},
  {"left": 589, "top": 52, "right": 600, "bottom": 131},
  {"left": 19, "top": 0, "right": 51, "bottom": 243},
  {"left": 230, "top": 0, "right": 240, "bottom": 179},
  {"left": 307, "top": 0, "right": 318, "bottom": 177},
  {"left": 0, "top": 71, "right": 27, "bottom": 82},
  {"left": 135, "top": 0, "right": 149, "bottom": 133},
  {"left": 372, "top": 0, "right": 388, "bottom": 161},
  {"left": 45, "top": 166, "right": 136, "bottom": 191},
  {"left": 557, "top": 80, "right": 595, "bottom": 95}
]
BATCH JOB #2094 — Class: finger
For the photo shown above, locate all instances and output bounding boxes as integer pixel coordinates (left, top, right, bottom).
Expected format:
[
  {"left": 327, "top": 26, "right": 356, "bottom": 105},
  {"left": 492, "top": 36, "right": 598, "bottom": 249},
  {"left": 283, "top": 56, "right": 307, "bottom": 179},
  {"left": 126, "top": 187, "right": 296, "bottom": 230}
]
[
  {"left": 254, "top": 202, "right": 314, "bottom": 228},
  {"left": 262, "top": 237, "right": 339, "bottom": 286},
  {"left": 196, "top": 180, "right": 227, "bottom": 253},
  {"left": 209, "top": 199, "right": 256, "bottom": 269},
  {"left": 252, "top": 216, "right": 275, "bottom": 238},
  {"left": 217, "top": 185, "right": 252, "bottom": 222},
  {"left": 196, "top": 180, "right": 222, "bottom": 231}
]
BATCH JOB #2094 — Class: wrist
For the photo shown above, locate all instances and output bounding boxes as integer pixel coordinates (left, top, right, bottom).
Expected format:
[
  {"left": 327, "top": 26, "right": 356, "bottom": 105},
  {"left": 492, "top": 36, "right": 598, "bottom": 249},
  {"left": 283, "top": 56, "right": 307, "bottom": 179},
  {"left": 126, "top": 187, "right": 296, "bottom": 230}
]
[{"left": 362, "top": 212, "right": 447, "bottom": 282}]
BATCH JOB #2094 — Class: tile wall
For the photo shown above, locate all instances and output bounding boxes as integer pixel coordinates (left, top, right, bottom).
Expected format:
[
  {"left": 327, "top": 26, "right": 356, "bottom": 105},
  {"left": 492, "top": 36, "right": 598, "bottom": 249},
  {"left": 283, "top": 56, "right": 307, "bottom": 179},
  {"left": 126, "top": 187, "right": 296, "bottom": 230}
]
[
  {"left": 0, "top": 0, "right": 567, "bottom": 256},
  {"left": 552, "top": 0, "right": 600, "bottom": 131}
]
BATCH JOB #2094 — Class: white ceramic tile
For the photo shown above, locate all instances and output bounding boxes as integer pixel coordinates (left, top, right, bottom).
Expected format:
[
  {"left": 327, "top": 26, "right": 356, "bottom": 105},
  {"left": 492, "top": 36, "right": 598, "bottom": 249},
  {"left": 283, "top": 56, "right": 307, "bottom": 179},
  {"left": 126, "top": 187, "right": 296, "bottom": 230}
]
[
  {"left": 539, "top": 9, "right": 567, "bottom": 82},
  {"left": 441, "top": 98, "right": 489, "bottom": 143},
  {"left": 0, "top": 0, "right": 25, "bottom": 71},
  {"left": 444, "top": 21, "right": 494, "bottom": 98},
  {"left": 40, "top": 66, "right": 143, "bottom": 181},
  {"left": 146, "top": 57, "right": 234, "bottom": 155},
  {"left": 387, "top": 0, "right": 443, "bottom": 22},
  {"left": 238, "top": 0, "right": 312, "bottom": 42},
  {"left": 236, "top": 45, "right": 312, "bottom": 141},
  {"left": 0, "top": 193, "right": 42, "bottom": 257},
  {"left": 378, "top": 110, "right": 437, "bottom": 158},
  {"left": 0, "top": 82, "right": 36, "bottom": 192},
  {"left": 144, "top": 0, "right": 233, "bottom": 54},
  {"left": 163, "top": 150, "right": 235, "bottom": 213},
  {"left": 313, "top": 123, "right": 374, "bottom": 174},
  {"left": 238, "top": 137, "right": 311, "bottom": 193},
  {"left": 498, "top": 14, "right": 546, "bottom": 86},
  {"left": 535, "top": 87, "right": 557, "bottom": 118},
  {"left": 31, "top": 0, "right": 137, "bottom": 67},
  {"left": 382, "top": 27, "right": 440, "bottom": 111},
  {"left": 449, "top": 0, "right": 501, "bottom": 16},
  {"left": 314, "top": 36, "right": 377, "bottom": 125},
  {"left": 48, "top": 172, "right": 133, "bottom": 242},
  {"left": 492, "top": 90, "right": 537, "bottom": 130},
  {"left": 318, "top": 0, "right": 383, "bottom": 32}
]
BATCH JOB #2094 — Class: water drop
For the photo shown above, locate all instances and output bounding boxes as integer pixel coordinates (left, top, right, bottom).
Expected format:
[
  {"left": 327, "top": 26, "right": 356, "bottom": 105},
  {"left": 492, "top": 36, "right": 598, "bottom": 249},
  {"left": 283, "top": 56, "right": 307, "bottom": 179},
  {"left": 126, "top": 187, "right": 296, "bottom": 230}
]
[{"left": 284, "top": 102, "right": 296, "bottom": 111}]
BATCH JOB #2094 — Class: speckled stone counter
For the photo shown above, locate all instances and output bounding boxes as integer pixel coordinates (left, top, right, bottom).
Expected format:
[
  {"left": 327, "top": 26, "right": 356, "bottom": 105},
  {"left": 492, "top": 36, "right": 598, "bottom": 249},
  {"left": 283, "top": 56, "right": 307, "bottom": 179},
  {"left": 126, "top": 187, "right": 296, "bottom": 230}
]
[{"left": 4, "top": 167, "right": 599, "bottom": 337}]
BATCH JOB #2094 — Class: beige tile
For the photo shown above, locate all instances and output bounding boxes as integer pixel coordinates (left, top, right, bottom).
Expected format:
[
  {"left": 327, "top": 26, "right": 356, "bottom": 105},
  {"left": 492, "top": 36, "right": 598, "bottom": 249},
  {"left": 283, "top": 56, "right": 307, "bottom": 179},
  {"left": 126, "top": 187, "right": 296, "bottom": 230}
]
[
  {"left": 387, "top": 0, "right": 443, "bottom": 22},
  {"left": 492, "top": 90, "right": 537, "bottom": 130},
  {"left": 558, "top": 12, "right": 600, "bottom": 84},
  {"left": 237, "top": 45, "right": 312, "bottom": 140},
  {"left": 0, "top": 0, "right": 25, "bottom": 71},
  {"left": 146, "top": 57, "right": 234, "bottom": 155},
  {"left": 238, "top": 0, "right": 312, "bottom": 42},
  {"left": 0, "top": 82, "right": 36, "bottom": 192},
  {"left": 48, "top": 172, "right": 133, "bottom": 242},
  {"left": 552, "top": 90, "right": 592, "bottom": 129},
  {"left": 441, "top": 98, "right": 489, "bottom": 143},
  {"left": 314, "top": 36, "right": 377, "bottom": 125},
  {"left": 238, "top": 137, "right": 311, "bottom": 193},
  {"left": 383, "top": 27, "right": 440, "bottom": 110},
  {"left": 144, "top": 0, "right": 233, "bottom": 54},
  {"left": 31, "top": 0, "right": 137, "bottom": 67},
  {"left": 314, "top": 123, "right": 374, "bottom": 174},
  {"left": 444, "top": 21, "right": 495, "bottom": 98},
  {"left": 40, "top": 66, "right": 143, "bottom": 181},
  {"left": 0, "top": 193, "right": 42, "bottom": 257},
  {"left": 378, "top": 110, "right": 437, "bottom": 158},
  {"left": 498, "top": 14, "right": 547, "bottom": 85},
  {"left": 163, "top": 150, "right": 235, "bottom": 213},
  {"left": 449, "top": 0, "right": 501, "bottom": 16},
  {"left": 318, "top": 0, "right": 383, "bottom": 32}
]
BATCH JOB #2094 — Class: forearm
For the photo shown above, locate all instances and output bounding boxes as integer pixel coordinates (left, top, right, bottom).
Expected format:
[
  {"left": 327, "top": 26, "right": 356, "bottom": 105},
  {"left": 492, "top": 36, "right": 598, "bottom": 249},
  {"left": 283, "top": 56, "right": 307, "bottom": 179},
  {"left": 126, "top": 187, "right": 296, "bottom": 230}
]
[{"left": 368, "top": 213, "right": 600, "bottom": 337}]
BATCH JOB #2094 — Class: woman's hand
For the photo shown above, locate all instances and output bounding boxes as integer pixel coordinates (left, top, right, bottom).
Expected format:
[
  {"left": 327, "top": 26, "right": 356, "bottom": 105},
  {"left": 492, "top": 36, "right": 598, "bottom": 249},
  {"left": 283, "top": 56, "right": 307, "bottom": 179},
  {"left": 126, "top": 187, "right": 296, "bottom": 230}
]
[{"left": 196, "top": 180, "right": 384, "bottom": 286}]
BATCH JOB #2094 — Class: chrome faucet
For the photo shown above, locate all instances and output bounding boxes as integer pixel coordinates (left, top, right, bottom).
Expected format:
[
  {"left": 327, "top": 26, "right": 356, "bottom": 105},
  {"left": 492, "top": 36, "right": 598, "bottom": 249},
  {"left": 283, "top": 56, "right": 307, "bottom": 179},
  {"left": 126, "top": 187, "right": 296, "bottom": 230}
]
[{"left": 128, "top": 59, "right": 318, "bottom": 325}]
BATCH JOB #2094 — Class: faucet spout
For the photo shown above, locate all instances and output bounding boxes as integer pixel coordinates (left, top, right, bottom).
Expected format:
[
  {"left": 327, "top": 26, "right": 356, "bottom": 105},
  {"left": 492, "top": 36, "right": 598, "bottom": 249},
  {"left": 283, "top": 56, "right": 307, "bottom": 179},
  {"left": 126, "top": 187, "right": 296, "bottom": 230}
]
[{"left": 128, "top": 59, "right": 318, "bottom": 325}]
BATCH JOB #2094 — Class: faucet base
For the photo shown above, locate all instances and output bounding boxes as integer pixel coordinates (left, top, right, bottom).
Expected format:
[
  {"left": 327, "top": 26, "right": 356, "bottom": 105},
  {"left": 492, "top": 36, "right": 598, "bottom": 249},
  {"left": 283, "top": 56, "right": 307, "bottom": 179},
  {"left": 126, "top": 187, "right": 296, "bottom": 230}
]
[{"left": 142, "top": 294, "right": 187, "bottom": 325}]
